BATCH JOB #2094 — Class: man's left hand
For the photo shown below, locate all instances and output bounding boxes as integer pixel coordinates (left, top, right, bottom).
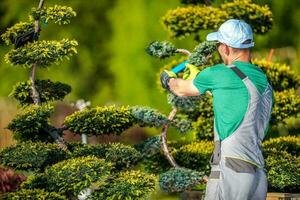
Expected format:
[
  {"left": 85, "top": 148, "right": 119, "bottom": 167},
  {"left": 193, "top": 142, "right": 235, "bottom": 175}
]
[{"left": 160, "top": 70, "right": 177, "bottom": 90}]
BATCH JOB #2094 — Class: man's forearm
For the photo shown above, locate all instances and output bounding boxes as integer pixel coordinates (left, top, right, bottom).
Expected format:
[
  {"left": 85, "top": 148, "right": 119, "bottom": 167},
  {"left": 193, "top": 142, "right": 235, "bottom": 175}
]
[{"left": 168, "top": 78, "right": 200, "bottom": 96}]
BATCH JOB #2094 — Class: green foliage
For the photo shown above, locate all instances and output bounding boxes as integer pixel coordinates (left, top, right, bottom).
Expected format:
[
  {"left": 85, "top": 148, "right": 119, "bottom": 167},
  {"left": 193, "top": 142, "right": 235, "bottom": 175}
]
[
  {"left": 44, "top": 156, "right": 112, "bottom": 196},
  {"left": 3, "top": 189, "right": 67, "bottom": 200},
  {"left": 138, "top": 140, "right": 182, "bottom": 174},
  {"left": 146, "top": 41, "right": 177, "bottom": 59},
  {"left": 0, "top": 142, "right": 67, "bottom": 171},
  {"left": 134, "top": 136, "right": 162, "bottom": 157},
  {"left": 6, "top": 104, "right": 54, "bottom": 142},
  {"left": 162, "top": 6, "right": 228, "bottom": 38},
  {"left": 1, "top": 22, "right": 35, "bottom": 45},
  {"left": 104, "top": 143, "right": 141, "bottom": 170},
  {"left": 172, "top": 116, "right": 193, "bottom": 134},
  {"left": 159, "top": 167, "right": 203, "bottom": 193},
  {"left": 174, "top": 140, "right": 213, "bottom": 174},
  {"left": 89, "top": 170, "right": 156, "bottom": 200},
  {"left": 31, "top": 5, "right": 76, "bottom": 25},
  {"left": 271, "top": 89, "right": 300, "bottom": 125},
  {"left": 265, "top": 151, "right": 300, "bottom": 193},
  {"left": 162, "top": 0, "right": 273, "bottom": 38},
  {"left": 188, "top": 41, "right": 217, "bottom": 67},
  {"left": 64, "top": 105, "right": 135, "bottom": 136},
  {"left": 10, "top": 79, "right": 71, "bottom": 106},
  {"left": 167, "top": 93, "right": 202, "bottom": 111},
  {"left": 221, "top": 0, "right": 273, "bottom": 34},
  {"left": 263, "top": 136, "right": 300, "bottom": 192},
  {"left": 21, "top": 173, "right": 49, "bottom": 191},
  {"left": 67, "top": 142, "right": 141, "bottom": 170},
  {"left": 130, "top": 106, "right": 169, "bottom": 128},
  {"left": 263, "top": 136, "right": 300, "bottom": 158},
  {"left": 193, "top": 116, "right": 214, "bottom": 140},
  {"left": 5, "top": 39, "right": 78, "bottom": 67},
  {"left": 253, "top": 59, "right": 300, "bottom": 91},
  {"left": 67, "top": 142, "right": 108, "bottom": 158}
]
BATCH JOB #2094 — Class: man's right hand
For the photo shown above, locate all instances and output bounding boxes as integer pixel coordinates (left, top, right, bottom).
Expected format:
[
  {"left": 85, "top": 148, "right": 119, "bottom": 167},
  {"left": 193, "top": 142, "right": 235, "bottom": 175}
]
[{"left": 160, "top": 70, "right": 177, "bottom": 90}]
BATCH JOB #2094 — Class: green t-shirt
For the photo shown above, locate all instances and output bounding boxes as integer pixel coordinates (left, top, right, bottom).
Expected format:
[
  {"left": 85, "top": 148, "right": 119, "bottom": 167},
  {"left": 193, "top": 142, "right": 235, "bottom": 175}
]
[{"left": 193, "top": 61, "right": 269, "bottom": 141}]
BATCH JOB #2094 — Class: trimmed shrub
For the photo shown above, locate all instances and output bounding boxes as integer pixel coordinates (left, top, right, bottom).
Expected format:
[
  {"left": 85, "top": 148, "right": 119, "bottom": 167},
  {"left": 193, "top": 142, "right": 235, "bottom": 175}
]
[
  {"left": 159, "top": 167, "right": 203, "bottom": 193},
  {"left": 10, "top": 79, "right": 71, "bottom": 106},
  {"left": 174, "top": 140, "right": 213, "bottom": 174},
  {"left": 162, "top": 0, "right": 272, "bottom": 38},
  {"left": 67, "top": 142, "right": 108, "bottom": 158},
  {"left": 89, "top": 170, "right": 156, "bottom": 200},
  {"left": 134, "top": 136, "right": 162, "bottom": 157},
  {"left": 3, "top": 189, "right": 67, "bottom": 200},
  {"left": 130, "top": 106, "right": 169, "bottom": 128},
  {"left": 162, "top": 6, "right": 228, "bottom": 38},
  {"left": 253, "top": 59, "right": 300, "bottom": 91},
  {"left": 31, "top": 5, "right": 76, "bottom": 25},
  {"left": 271, "top": 89, "right": 300, "bottom": 125},
  {"left": 105, "top": 143, "right": 141, "bottom": 170},
  {"left": 1, "top": 22, "right": 35, "bottom": 45},
  {"left": 265, "top": 151, "right": 300, "bottom": 193},
  {"left": 21, "top": 173, "right": 48, "bottom": 191},
  {"left": 0, "top": 142, "right": 67, "bottom": 171},
  {"left": 193, "top": 116, "right": 214, "bottom": 140},
  {"left": 188, "top": 41, "right": 217, "bottom": 67},
  {"left": 6, "top": 104, "right": 55, "bottom": 142},
  {"left": 263, "top": 136, "right": 300, "bottom": 157},
  {"left": 64, "top": 105, "right": 135, "bottom": 136},
  {"left": 146, "top": 41, "right": 177, "bottom": 59},
  {"left": 5, "top": 39, "right": 78, "bottom": 67},
  {"left": 221, "top": 0, "right": 273, "bottom": 34},
  {"left": 44, "top": 156, "right": 112, "bottom": 196}
]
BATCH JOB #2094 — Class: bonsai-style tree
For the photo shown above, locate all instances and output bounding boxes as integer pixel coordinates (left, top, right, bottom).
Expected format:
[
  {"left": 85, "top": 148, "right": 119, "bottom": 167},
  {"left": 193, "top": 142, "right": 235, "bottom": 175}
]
[
  {"left": 145, "top": 0, "right": 300, "bottom": 195},
  {"left": 0, "top": 1, "right": 193, "bottom": 199},
  {"left": 0, "top": 0, "right": 299, "bottom": 198}
]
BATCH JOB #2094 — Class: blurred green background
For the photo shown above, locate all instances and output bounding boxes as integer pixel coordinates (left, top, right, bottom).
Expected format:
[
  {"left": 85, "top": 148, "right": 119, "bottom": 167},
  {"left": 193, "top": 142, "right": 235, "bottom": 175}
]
[
  {"left": 0, "top": 0, "right": 299, "bottom": 148},
  {"left": 0, "top": 0, "right": 299, "bottom": 108}
]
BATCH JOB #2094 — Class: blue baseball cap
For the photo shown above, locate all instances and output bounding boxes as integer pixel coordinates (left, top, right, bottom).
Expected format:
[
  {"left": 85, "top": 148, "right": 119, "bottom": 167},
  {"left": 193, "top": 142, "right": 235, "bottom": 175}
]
[{"left": 206, "top": 19, "right": 254, "bottom": 49}]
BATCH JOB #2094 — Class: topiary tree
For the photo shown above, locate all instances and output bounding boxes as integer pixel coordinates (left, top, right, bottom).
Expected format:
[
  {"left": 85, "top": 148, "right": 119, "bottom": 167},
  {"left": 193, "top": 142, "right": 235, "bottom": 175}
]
[
  {"left": 0, "top": 1, "right": 191, "bottom": 199},
  {"left": 146, "top": 0, "right": 300, "bottom": 194}
]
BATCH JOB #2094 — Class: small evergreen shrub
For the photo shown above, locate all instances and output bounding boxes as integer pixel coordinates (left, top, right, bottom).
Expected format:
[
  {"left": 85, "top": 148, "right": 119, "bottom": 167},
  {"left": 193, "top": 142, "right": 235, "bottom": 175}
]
[
  {"left": 265, "top": 151, "right": 300, "bottom": 193},
  {"left": 174, "top": 140, "right": 213, "bottom": 174},
  {"left": 44, "top": 156, "right": 112, "bottom": 196},
  {"left": 89, "top": 170, "right": 157, "bottom": 200},
  {"left": 64, "top": 105, "right": 135, "bottom": 136},
  {"left": 6, "top": 104, "right": 54, "bottom": 142},
  {"left": 159, "top": 167, "right": 203, "bottom": 193},
  {"left": 263, "top": 136, "right": 300, "bottom": 157},
  {"left": 5, "top": 39, "right": 78, "bottom": 67},
  {"left": 31, "top": 5, "right": 76, "bottom": 25},
  {"left": 104, "top": 143, "right": 142, "bottom": 170},
  {"left": 253, "top": 59, "right": 300, "bottom": 91},
  {"left": 10, "top": 79, "right": 71, "bottom": 106},
  {"left": 0, "top": 142, "right": 67, "bottom": 171}
]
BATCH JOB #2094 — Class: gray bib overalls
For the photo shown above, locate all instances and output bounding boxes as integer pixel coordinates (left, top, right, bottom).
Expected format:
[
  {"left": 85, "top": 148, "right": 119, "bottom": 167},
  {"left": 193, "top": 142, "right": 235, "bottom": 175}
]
[{"left": 204, "top": 65, "right": 273, "bottom": 200}]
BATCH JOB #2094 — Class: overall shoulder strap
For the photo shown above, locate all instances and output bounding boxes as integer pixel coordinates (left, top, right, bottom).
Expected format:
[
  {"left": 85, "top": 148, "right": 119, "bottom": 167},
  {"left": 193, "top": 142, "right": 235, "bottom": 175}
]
[{"left": 227, "top": 64, "right": 247, "bottom": 80}]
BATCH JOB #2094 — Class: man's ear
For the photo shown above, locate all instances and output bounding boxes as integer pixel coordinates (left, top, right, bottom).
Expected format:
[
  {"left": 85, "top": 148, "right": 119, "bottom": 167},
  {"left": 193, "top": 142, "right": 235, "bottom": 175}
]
[{"left": 224, "top": 45, "right": 230, "bottom": 56}]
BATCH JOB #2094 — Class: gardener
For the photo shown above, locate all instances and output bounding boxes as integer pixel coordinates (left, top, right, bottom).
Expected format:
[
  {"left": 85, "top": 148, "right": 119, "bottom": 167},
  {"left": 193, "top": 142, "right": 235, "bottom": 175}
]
[{"left": 160, "top": 19, "right": 274, "bottom": 200}]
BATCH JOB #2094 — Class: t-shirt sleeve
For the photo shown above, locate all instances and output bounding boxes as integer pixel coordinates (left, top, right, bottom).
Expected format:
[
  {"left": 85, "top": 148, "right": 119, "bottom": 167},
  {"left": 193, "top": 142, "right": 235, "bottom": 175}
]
[{"left": 193, "top": 67, "right": 215, "bottom": 94}]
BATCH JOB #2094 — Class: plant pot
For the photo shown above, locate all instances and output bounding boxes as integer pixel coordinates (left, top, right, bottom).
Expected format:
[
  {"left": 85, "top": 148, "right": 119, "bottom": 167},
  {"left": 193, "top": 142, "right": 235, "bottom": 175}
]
[
  {"left": 180, "top": 190, "right": 205, "bottom": 200},
  {"left": 267, "top": 192, "right": 300, "bottom": 200}
]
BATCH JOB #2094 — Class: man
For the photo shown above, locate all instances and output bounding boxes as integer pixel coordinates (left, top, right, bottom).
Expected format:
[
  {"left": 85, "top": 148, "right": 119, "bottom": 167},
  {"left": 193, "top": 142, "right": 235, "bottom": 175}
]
[{"left": 160, "top": 19, "right": 274, "bottom": 200}]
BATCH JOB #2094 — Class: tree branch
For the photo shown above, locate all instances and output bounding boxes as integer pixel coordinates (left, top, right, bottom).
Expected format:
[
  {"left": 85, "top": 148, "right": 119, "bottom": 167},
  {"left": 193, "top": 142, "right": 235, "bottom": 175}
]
[{"left": 161, "top": 107, "right": 179, "bottom": 168}]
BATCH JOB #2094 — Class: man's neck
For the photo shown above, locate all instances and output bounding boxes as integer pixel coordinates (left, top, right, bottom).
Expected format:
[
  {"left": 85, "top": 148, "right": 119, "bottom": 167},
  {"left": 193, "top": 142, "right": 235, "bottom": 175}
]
[{"left": 227, "top": 51, "right": 251, "bottom": 65}]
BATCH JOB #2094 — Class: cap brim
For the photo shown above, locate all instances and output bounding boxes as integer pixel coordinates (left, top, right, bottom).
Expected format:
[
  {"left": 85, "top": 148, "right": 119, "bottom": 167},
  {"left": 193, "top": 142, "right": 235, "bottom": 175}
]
[{"left": 206, "top": 32, "right": 219, "bottom": 41}]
